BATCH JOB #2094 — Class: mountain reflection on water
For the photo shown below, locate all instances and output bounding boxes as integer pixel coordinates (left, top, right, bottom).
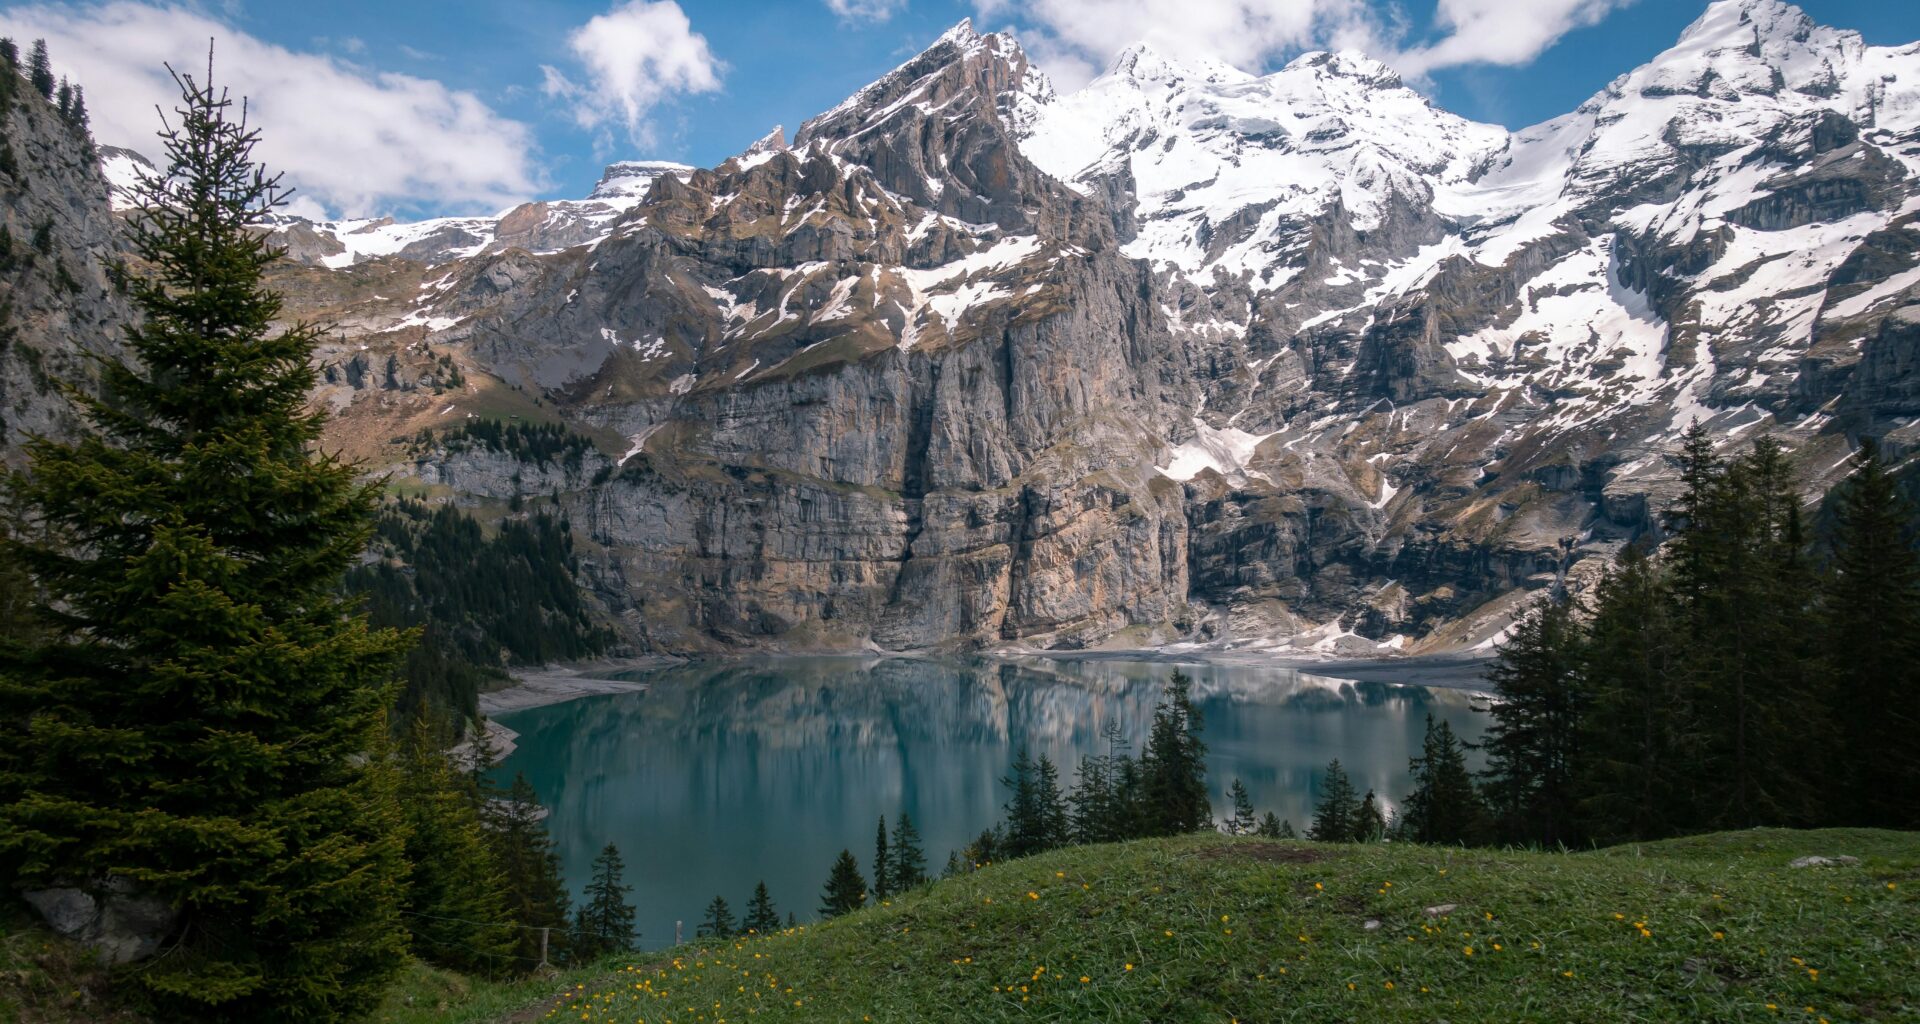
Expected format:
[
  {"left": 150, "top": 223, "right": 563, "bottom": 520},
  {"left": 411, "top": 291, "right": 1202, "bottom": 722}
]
[{"left": 494, "top": 656, "right": 1488, "bottom": 949}]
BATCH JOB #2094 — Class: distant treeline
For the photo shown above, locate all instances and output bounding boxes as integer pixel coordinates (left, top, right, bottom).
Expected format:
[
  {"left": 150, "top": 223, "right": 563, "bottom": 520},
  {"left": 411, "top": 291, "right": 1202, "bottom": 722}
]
[
  {"left": 347, "top": 500, "right": 611, "bottom": 730},
  {"left": 439, "top": 417, "right": 595, "bottom": 471},
  {"left": 1468, "top": 429, "right": 1920, "bottom": 847}
]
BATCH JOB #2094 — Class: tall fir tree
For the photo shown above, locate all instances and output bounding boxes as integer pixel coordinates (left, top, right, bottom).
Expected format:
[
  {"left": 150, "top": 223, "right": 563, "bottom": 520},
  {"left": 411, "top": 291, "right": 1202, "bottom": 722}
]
[
  {"left": 1036, "top": 753, "right": 1071, "bottom": 848},
  {"left": 1398, "top": 715, "right": 1486, "bottom": 845},
  {"left": 1068, "top": 721, "right": 1135, "bottom": 844},
  {"left": 26, "top": 39, "right": 51, "bottom": 100},
  {"left": 698, "top": 895, "right": 737, "bottom": 939},
  {"left": 1822, "top": 439, "right": 1920, "bottom": 827},
  {"left": 1001, "top": 750, "right": 1067, "bottom": 857},
  {"left": 1255, "top": 812, "right": 1284, "bottom": 839},
  {"left": 742, "top": 881, "right": 781, "bottom": 935},
  {"left": 819, "top": 849, "right": 867, "bottom": 919},
  {"left": 1307, "top": 760, "right": 1360, "bottom": 842},
  {"left": 0, "top": 61, "right": 412, "bottom": 1022},
  {"left": 889, "top": 811, "right": 927, "bottom": 892},
  {"left": 1224, "top": 779, "right": 1257, "bottom": 835},
  {"left": 1479, "top": 598, "right": 1587, "bottom": 847},
  {"left": 1139, "top": 671, "right": 1211, "bottom": 834},
  {"left": 572, "top": 843, "right": 637, "bottom": 961},
  {"left": 872, "top": 817, "right": 891, "bottom": 901},
  {"left": 396, "top": 711, "right": 515, "bottom": 976},
  {"left": 490, "top": 772, "right": 573, "bottom": 966},
  {"left": 1575, "top": 545, "right": 1694, "bottom": 842}
]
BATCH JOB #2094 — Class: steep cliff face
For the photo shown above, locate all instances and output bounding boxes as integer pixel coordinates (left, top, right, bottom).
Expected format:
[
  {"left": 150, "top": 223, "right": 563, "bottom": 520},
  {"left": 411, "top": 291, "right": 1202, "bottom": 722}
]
[
  {"left": 0, "top": 77, "right": 135, "bottom": 462},
  {"left": 106, "top": 1, "right": 1920, "bottom": 655},
  {"left": 265, "top": 22, "right": 1198, "bottom": 653}
]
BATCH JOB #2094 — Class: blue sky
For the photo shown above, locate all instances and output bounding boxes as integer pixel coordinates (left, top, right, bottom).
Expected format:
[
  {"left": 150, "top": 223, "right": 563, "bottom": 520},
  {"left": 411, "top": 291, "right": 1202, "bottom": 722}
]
[{"left": 4, "top": 0, "right": 1917, "bottom": 219}]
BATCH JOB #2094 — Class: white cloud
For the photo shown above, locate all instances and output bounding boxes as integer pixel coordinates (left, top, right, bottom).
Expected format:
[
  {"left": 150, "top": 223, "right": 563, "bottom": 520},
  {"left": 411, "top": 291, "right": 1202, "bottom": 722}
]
[
  {"left": 1394, "top": 0, "right": 1636, "bottom": 76},
  {"left": 825, "top": 0, "right": 907, "bottom": 21},
  {"left": 975, "top": 0, "right": 1636, "bottom": 90},
  {"left": 543, "top": 0, "right": 723, "bottom": 149},
  {"left": 0, "top": 2, "right": 545, "bottom": 219}
]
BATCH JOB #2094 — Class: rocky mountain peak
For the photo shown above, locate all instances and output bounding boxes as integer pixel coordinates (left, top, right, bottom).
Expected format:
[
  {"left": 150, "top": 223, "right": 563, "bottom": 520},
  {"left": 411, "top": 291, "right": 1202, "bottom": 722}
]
[
  {"left": 589, "top": 160, "right": 696, "bottom": 202},
  {"left": 1284, "top": 49, "right": 1406, "bottom": 91},
  {"left": 742, "top": 125, "right": 788, "bottom": 158},
  {"left": 1107, "top": 42, "right": 1249, "bottom": 88}
]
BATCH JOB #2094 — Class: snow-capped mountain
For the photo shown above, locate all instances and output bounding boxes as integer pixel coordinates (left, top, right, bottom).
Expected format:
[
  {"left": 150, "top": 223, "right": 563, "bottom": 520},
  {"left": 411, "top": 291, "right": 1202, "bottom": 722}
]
[{"left": 73, "top": 0, "right": 1920, "bottom": 656}]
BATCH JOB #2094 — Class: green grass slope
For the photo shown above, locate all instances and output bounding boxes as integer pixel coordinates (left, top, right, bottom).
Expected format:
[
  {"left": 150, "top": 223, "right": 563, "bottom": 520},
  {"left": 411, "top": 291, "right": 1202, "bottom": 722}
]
[
  {"left": 8, "top": 830, "right": 1914, "bottom": 1024},
  {"left": 476, "top": 829, "right": 1917, "bottom": 1024}
]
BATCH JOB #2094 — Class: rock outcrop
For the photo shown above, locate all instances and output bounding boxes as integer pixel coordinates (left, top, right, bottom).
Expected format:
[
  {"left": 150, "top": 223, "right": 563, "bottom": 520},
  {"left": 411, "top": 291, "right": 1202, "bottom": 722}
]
[{"left": 0, "top": 78, "right": 135, "bottom": 463}]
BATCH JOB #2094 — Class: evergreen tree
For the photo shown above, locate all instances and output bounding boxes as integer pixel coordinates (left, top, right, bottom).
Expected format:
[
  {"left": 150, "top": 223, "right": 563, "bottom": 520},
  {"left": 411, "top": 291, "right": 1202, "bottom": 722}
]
[
  {"left": 0, "top": 526, "right": 35, "bottom": 643},
  {"left": 698, "top": 895, "right": 737, "bottom": 939},
  {"left": 1353, "top": 790, "right": 1387, "bottom": 842},
  {"left": 0, "top": 39, "right": 17, "bottom": 69},
  {"left": 1277, "top": 818, "right": 1297, "bottom": 839},
  {"left": 397, "top": 712, "right": 515, "bottom": 976},
  {"left": 1308, "top": 759, "right": 1360, "bottom": 842},
  {"left": 1140, "top": 671, "right": 1211, "bottom": 834},
  {"left": 959, "top": 828, "right": 1005, "bottom": 870},
  {"left": 889, "top": 811, "right": 927, "bottom": 892},
  {"left": 572, "top": 844, "right": 637, "bottom": 961},
  {"left": 819, "top": 849, "right": 867, "bottom": 918},
  {"left": 742, "top": 881, "right": 781, "bottom": 935},
  {"left": 1001, "top": 750, "right": 1067, "bottom": 857},
  {"left": 1111, "top": 749, "right": 1150, "bottom": 839},
  {"left": 1726, "top": 436, "right": 1825, "bottom": 826},
  {"left": 1224, "top": 779, "right": 1257, "bottom": 835},
  {"left": 27, "top": 39, "right": 51, "bottom": 100},
  {"left": 1664, "top": 424, "right": 1726, "bottom": 619},
  {"left": 0, "top": 61, "right": 411, "bottom": 1021},
  {"left": 1822, "top": 439, "right": 1920, "bottom": 828},
  {"left": 1068, "top": 722, "right": 1134, "bottom": 844},
  {"left": 68, "top": 84, "right": 88, "bottom": 133},
  {"left": 1575, "top": 546, "right": 1693, "bottom": 842},
  {"left": 1037, "top": 754, "right": 1071, "bottom": 848},
  {"left": 54, "top": 76, "right": 69, "bottom": 120},
  {"left": 490, "top": 773, "right": 572, "bottom": 966},
  {"left": 1398, "top": 715, "right": 1486, "bottom": 845},
  {"left": 1255, "top": 812, "right": 1284, "bottom": 838},
  {"left": 872, "top": 817, "right": 891, "bottom": 901},
  {"left": 1479, "top": 598, "right": 1586, "bottom": 847}
]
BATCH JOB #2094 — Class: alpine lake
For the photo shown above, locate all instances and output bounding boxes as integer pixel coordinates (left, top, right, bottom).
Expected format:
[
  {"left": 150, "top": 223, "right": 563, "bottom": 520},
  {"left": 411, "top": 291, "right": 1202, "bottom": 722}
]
[{"left": 492, "top": 656, "right": 1492, "bottom": 949}]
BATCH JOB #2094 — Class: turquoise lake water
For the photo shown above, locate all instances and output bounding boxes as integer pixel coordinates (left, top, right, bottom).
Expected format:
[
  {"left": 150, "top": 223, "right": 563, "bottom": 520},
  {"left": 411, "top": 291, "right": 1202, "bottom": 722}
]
[{"left": 493, "top": 656, "right": 1489, "bottom": 949}]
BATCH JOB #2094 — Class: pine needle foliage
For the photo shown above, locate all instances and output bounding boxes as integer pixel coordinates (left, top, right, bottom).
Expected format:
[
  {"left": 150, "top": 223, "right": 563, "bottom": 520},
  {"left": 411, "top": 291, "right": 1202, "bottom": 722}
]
[
  {"left": 0, "top": 59, "right": 412, "bottom": 1021},
  {"left": 742, "top": 881, "right": 782, "bottom": 936},
  {"left": 396, "top": 712, "right": 515, "bottom": 976},
  {"left": 571, "top": 844, "right": 636, "bottom": 961},
  {"left": 888, "top": 812, "right": 927, "bottom": 893},
  {"left": 818, "top": 850, "right": 867, "bottom": 919}
]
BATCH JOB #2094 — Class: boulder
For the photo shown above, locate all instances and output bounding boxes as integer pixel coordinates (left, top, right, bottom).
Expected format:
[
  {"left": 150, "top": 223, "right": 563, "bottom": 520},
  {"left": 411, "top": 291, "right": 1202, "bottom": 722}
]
[{"left": 20, "top": 878, "right": 177, "bottom": 964}]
